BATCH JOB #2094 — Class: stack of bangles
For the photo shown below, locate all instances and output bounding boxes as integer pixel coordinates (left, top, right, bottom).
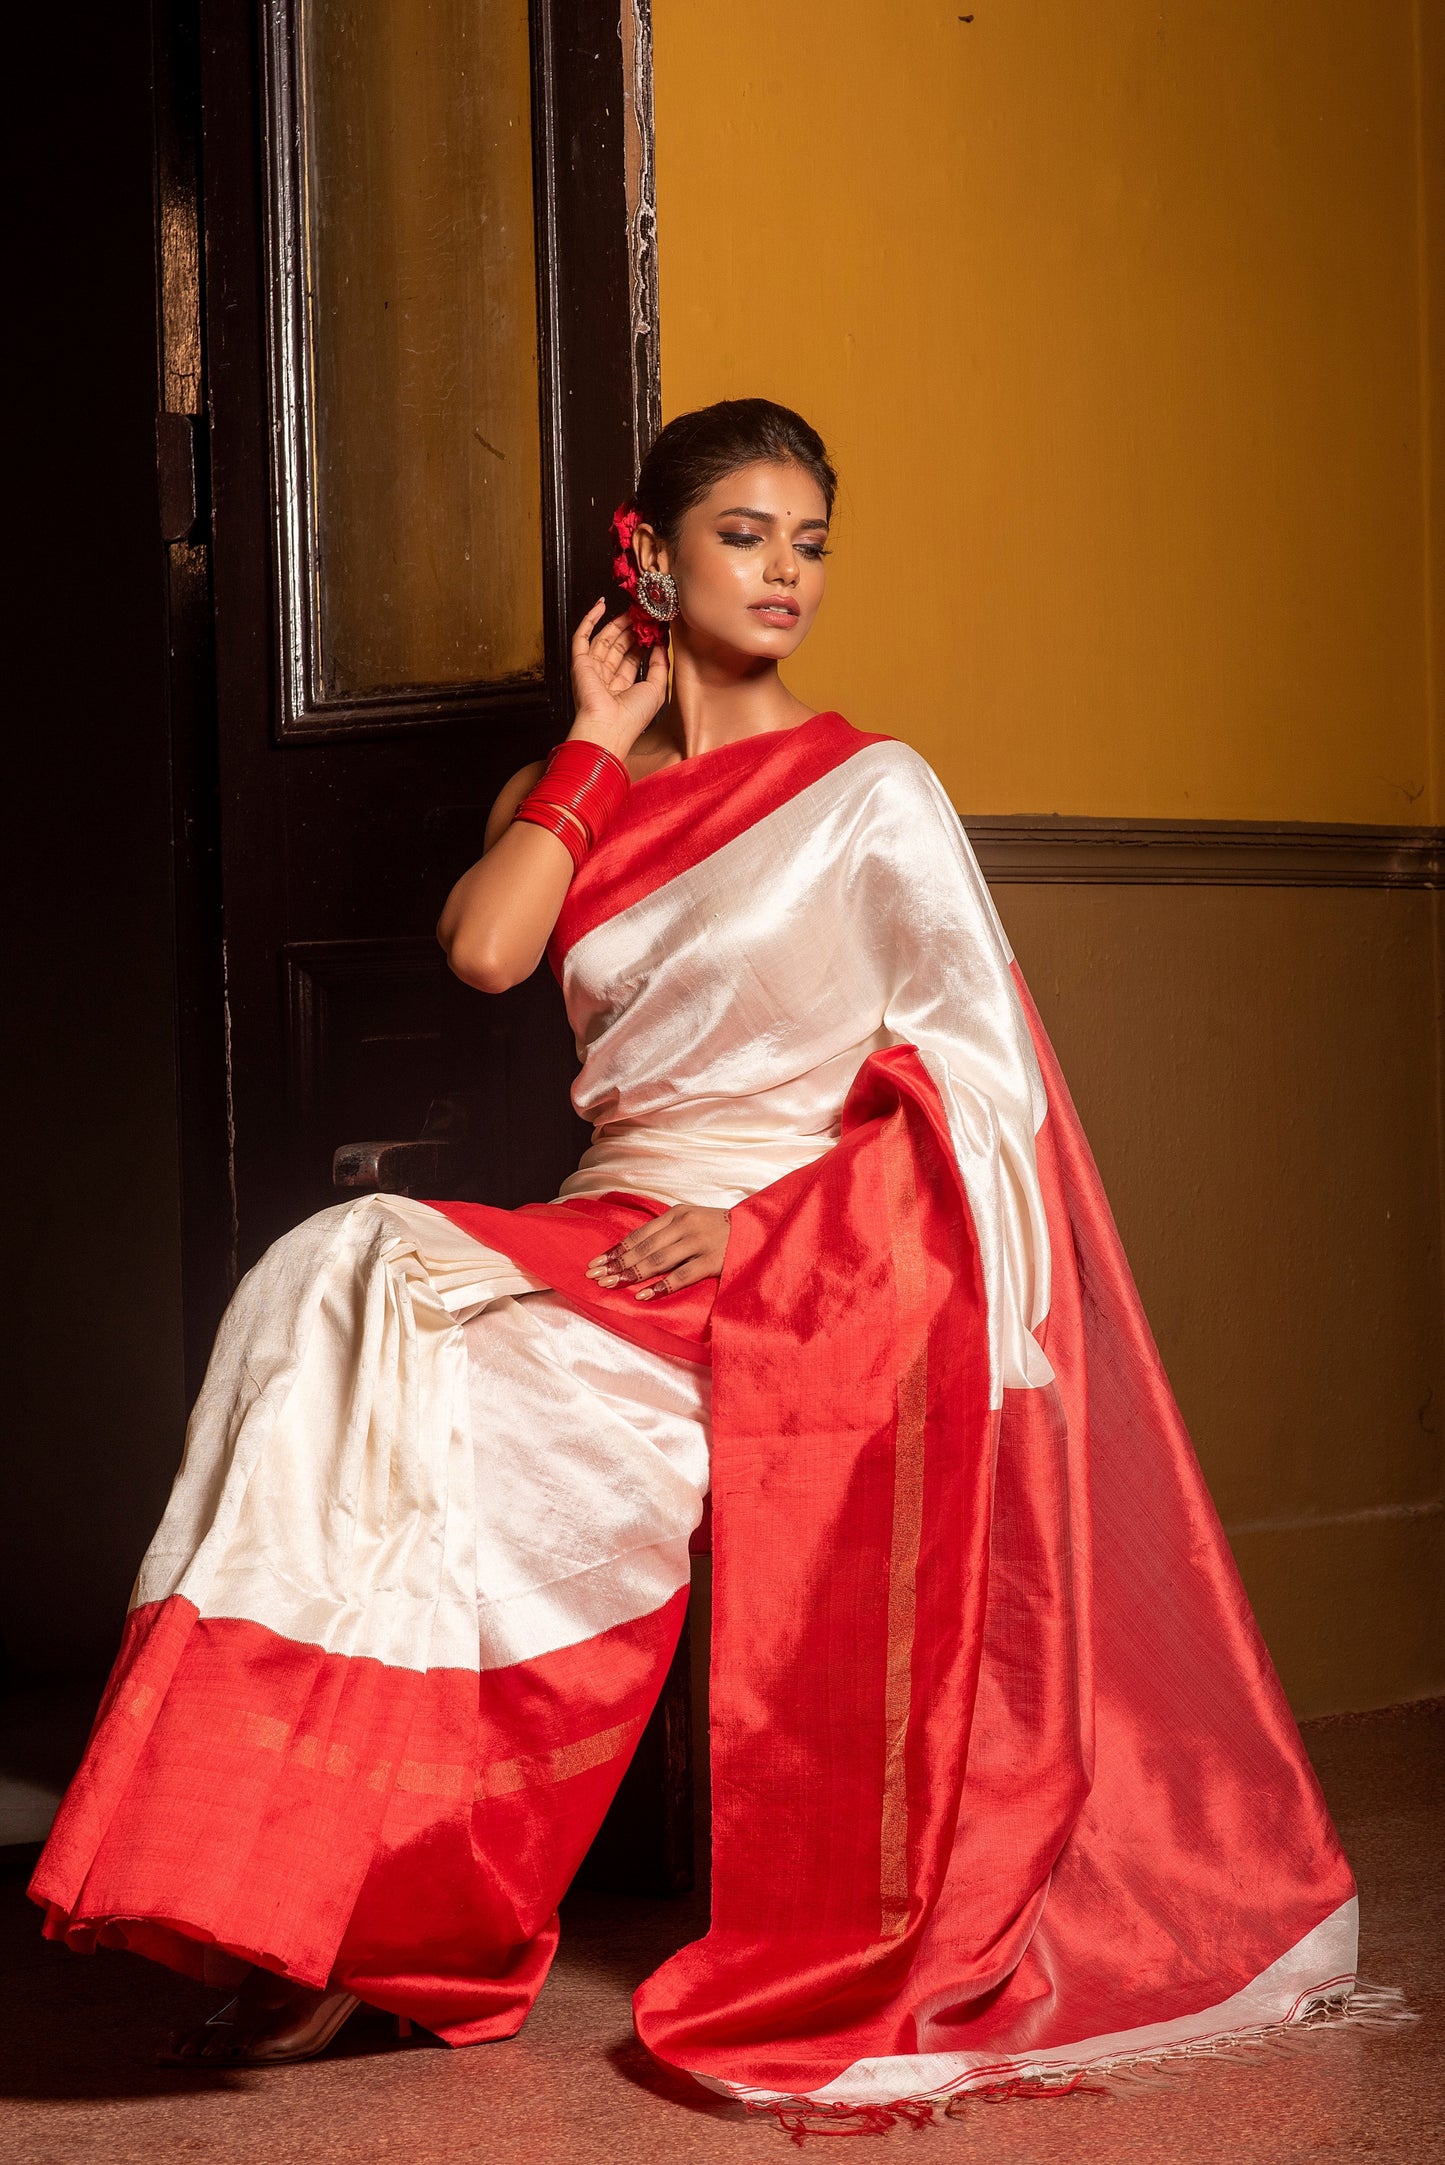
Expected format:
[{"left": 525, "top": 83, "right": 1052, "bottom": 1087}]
[{"left": 511, "top": 739, "right": 631, "bottom": 871}]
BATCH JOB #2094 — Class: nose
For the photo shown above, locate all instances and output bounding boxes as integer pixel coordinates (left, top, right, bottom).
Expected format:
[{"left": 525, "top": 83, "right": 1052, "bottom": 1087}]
[{"left": 766, "top": 548, "right": 800, "bottom": 587}]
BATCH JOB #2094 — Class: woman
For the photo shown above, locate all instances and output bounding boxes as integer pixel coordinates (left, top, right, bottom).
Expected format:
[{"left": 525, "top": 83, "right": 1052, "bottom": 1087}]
[{"left": 34, "top": 399, "right": 1359, "bottom": 2119}]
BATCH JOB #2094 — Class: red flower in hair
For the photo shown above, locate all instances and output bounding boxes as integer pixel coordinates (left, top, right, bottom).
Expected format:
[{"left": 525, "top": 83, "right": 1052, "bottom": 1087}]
[{"left": 609, "top": 500, "right": 667, "bottom": 647}]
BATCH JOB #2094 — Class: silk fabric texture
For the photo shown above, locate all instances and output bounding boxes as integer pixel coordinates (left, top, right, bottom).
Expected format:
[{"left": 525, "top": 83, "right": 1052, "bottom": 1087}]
[{"left": 33, "top": 714, "right": 1354, "bottom": 2106}]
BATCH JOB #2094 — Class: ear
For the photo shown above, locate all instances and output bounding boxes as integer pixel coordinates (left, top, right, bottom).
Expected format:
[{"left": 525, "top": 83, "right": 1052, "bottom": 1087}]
[{"left": 633, "top": 522, "right": 671, "bottom": 575}]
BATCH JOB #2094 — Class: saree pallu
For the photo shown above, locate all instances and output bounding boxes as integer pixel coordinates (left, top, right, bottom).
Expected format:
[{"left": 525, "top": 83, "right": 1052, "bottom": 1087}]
[{"left": 33, "top": 713, "right": 1356, "bottom": 2106}]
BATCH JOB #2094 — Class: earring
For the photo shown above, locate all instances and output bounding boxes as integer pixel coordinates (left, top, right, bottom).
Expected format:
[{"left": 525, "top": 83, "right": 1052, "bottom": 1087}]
[{"left": 636, "top": 566, "right": 679, "bottom": 624}]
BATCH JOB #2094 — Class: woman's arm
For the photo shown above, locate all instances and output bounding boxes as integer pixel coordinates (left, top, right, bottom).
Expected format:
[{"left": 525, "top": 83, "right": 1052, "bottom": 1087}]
[
  {"left": 436, "top": 603, "right": 667, "bottom": 993},
  {"left": 436, "top": 769, "right": 573, "bottom": 995}
]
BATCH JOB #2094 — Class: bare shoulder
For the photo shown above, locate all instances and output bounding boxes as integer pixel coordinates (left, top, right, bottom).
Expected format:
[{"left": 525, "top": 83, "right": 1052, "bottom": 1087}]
[{"left": 483, "top": 761, "right": 546, "bottom": 851}]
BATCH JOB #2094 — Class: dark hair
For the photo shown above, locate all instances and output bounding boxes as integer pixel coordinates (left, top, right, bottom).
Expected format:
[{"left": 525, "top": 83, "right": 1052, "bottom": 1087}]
[{"left": 632, "top": 398, "right": 837, "bottom": 543}]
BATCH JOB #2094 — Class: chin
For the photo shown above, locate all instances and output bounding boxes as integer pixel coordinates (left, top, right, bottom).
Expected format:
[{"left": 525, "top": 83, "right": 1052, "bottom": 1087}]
[
  {"left": 683, "top": 611, "right": 808, "bottom": 662},
  {"left": 736, "top": 620, "right": 805, "bottom": 658}
]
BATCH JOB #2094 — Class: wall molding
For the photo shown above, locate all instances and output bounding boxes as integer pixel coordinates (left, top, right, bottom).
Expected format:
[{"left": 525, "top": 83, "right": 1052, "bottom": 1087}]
[{"left": 962, "top": 816, "right": 1445, "bottom": 888}]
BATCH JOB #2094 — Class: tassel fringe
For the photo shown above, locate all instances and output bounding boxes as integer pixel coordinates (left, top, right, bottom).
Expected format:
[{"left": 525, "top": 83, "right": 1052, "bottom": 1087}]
[{"left": 742, "top": 1982, "right": 1418, "bottom": 2143}]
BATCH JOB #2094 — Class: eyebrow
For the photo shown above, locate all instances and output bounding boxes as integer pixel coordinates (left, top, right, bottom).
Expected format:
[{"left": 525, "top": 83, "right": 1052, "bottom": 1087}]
[{"left": 717, "top": 505, "right": 830, "bottom": 530}]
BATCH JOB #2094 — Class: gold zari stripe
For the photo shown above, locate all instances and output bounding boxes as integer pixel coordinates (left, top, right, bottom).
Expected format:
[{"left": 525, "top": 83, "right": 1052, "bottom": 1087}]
[
  {"left": 474, "top": 1714, "right": 644, "bottom": 1803},
  {"left": 878, "top": 1130, "right": 930, "bottom": 1939}
]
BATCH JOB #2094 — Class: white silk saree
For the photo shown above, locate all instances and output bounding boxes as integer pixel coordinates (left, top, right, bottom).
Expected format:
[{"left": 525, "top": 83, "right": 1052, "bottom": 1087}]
[{"left": 34, "top": 712, "right": 1358, "bottom": 2113}]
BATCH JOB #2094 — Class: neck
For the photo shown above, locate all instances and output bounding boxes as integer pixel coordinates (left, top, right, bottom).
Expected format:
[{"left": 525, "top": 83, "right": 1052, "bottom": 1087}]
[{"left": 662, "top": 635, "right": 814, "bottom": 759}]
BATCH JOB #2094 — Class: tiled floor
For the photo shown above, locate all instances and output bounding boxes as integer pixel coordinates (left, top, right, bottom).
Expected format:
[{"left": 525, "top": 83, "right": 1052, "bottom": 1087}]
[{"left": 2, "top": 1699, "right": 1440, "bottom": 2163}]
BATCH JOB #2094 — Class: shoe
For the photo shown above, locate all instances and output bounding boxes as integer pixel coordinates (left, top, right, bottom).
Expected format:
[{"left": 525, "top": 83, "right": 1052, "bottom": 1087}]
[{"left": 158, "top": 1985, "right": 400, "bottom": 2067}]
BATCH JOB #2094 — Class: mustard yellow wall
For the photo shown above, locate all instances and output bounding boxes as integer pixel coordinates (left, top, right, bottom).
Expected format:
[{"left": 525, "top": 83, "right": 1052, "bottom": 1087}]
[
  {"left": 1423, "top": 0, "right": 1445, "bottom": 813},
  {"left": 653, "top": 0, "right": 1442, "bottom": 821},
  {"left": 654, "top": 3, "right": 1445, "bottom": 1716}
]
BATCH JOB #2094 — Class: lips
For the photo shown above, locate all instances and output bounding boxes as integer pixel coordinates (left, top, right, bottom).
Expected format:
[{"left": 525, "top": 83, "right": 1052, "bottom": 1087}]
[{"left": 750, "top": 598, "right": 800, "bottom": 620}]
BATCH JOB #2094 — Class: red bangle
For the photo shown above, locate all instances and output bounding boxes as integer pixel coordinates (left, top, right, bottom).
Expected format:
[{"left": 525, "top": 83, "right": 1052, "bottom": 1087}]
[
  {"left": 513, "top": 741, "right": 631, "bottom": 870},
  {"left": 512, "top": 800, "right": 590, "bottom": 869}
]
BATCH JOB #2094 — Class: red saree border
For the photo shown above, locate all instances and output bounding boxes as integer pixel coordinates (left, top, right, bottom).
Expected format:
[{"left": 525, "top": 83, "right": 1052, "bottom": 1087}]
[
  {"left": 548, "top": 711, "right": 887, "bottom": 972},
  {"left": 34, "top": 1589, "right": 690, "bottom": 2044},
  {"left": 424, "top": 1192, "right": 717, "bottom": 1365}
]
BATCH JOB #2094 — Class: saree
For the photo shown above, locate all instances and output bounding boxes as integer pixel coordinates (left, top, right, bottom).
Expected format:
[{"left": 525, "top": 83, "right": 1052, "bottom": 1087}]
[{"left": 32, "top": 711, "right": 1356, "bottom": 2109}]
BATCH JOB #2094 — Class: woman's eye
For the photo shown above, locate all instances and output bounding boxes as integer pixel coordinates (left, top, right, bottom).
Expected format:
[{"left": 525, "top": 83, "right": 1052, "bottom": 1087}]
[{"left": 718, "top": 530, "right": 829, "bottom": 559}]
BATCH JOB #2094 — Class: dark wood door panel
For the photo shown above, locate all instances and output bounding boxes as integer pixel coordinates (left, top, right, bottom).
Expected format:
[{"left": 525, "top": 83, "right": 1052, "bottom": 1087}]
[
  {"left": 284, "top": 936, "right": 446, "bottom": 1203},
  {"left": 161, "top": 0, "right": 684, "bottom": 1900},
  {"left": 188, "top": 0, "right": 645, "bottom": 1276},
  {"left": 282, "top": 935, "right": 587, "bottom": 1224}
]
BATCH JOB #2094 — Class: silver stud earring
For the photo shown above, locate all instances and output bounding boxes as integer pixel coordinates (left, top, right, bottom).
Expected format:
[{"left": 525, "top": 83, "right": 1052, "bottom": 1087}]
[{"left": 637, "top": 567, "right": 679, "bottom": 623}]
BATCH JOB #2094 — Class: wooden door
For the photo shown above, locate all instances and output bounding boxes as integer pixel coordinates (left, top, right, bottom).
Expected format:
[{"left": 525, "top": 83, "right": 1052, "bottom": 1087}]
[
  {"left": 153, "top": 0, "right": 689, "bottom": 1896},
  {"left": 157, "top": 0, "right": 661, "bottom": 1377}
]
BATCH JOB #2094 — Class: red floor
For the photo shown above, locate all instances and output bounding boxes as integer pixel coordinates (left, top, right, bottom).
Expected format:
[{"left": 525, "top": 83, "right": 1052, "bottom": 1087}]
[{"left": 2, "top": 1699, "right": 1440, "bottom": 2163}]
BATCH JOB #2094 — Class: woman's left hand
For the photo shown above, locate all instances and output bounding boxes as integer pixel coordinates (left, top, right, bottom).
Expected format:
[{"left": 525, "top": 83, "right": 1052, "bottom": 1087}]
[{"left": 586, "top": 1206, "right": 731, "bottom": 1300}]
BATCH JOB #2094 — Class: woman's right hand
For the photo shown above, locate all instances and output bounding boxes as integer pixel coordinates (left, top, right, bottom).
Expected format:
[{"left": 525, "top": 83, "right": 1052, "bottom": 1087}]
[{"left": 568, "top": 600, "right": 669, "bottom": 756}]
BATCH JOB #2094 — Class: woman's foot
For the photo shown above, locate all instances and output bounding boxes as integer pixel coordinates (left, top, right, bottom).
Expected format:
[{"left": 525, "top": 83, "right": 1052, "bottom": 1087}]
[{"left": 158, "top": 1968, "right": 365, "bottom": 2066}]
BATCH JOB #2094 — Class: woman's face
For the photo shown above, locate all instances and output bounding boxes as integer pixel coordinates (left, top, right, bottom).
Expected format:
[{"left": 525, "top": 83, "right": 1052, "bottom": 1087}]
[{"left": 637, "top": 460, "right": 830, "bottom": 663}]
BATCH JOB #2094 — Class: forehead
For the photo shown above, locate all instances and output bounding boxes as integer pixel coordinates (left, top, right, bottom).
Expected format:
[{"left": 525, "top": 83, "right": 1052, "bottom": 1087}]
[{"left": 693, "top": 459, "right": 829, "bottom": 522}]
